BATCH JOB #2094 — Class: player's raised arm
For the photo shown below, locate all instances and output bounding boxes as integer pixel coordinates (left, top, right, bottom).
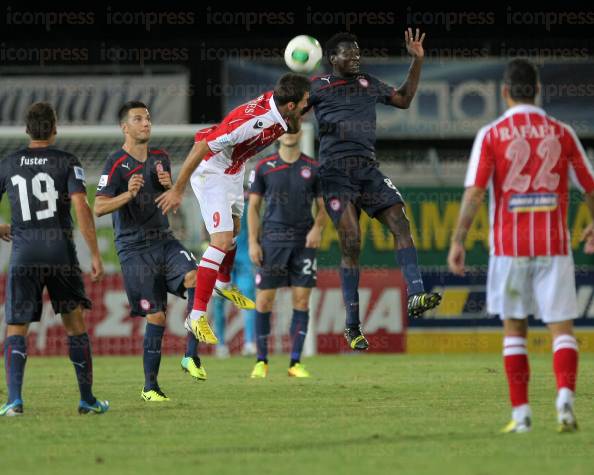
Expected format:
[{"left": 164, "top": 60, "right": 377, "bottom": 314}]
[
  {"left": 389, "top": 28, "right": 425, "bottom": 109},
  {"left": 72, "top": 193, "right": 104, "bottom": 282},
  {"left": 155, "top": 140, "right": 211, "bottom": 215}
]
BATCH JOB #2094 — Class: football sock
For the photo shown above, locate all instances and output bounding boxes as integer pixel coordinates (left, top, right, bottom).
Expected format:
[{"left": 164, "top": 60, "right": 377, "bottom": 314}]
[
  {"left": 185, "top": 287, "right": 199, "bottom": 357},
  {"left": 185, "top": 287, "right": 195, "bottom": 315},
  {"left": 143, "top": 323, "right": 165, "bottom": 391},
  {"left": 553, "top": 335, "right": 578, "bottom": 408},
  {"left": 290, "top": 309, "right": 309, "bottom": 365},
  {"left": 185, "top": 333, "right": 198, "bottom": 358},
  {"left": 256, "top": 311, "right": 271, "bottom": 362},
  {"left": 512, "top": 403, "right": 532, "bottom": 424},
  {"left": 396, "top": 247, "right": 425, "bottom": 296},
  {"left": 68, "top": 333, "right": 95, "bottom": 405},
  {"left": 193, "top": 245, "right": 226, "bottom": 315},
  {"left": 215, "top": 240, "right": 237, "bottom": 289},
  {"left": 503, "top": 336, "right": 530, "bottom": 409},
  {"left": 340, "top": 267, "right": 360, "bottom": 327},
  {"left": 4, "top": 335, "right": 27, "bottom": 404}
]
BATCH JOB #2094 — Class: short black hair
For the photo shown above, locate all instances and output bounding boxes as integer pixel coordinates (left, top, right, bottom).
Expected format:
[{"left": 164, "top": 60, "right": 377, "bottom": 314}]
[
  {"left": 118, "top": 101, "right": 149, "bottom": 123},
  {"left": 25, "top": 102, "right": 57, "bottom": 140},
  {"left": 504, "top": 59, "right": 539, "bottom": 102},
  {"left": 273, "top": 73, "right": 310, "bottom": 106},
  {"left": 325, "top": 32, "right": 358, "bottom": 63}
]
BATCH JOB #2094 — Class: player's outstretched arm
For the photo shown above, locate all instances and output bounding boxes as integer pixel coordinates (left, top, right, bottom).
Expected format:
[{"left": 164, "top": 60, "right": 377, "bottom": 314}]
[
  {"left": 94, "top": 174, "right": 144, "bottom": 217},
  {"left": 448, "top": 186, "right": 485, "bottom": 276},
  {"left": 72, "top": 193, "right": 104, "bottom": 282},
  {"left": 247, "top": 193, "right": 263, "bottom": 266},
  {"left": 305, "top": 197, "right": 328, "bottom": 248},
  {"left": 390, "top": 28, "right": 425, "bottom": 109},
  {"left": 155, "top": 140, "right": 210, "bottom": 215}
]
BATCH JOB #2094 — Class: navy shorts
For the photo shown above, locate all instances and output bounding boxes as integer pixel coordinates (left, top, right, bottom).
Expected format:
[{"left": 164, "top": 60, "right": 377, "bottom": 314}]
[
  {"left": 119, "top": 239, "right": 196, "bottom": 317},
  {"left": 5, "top": 263, "right": 91, "bottom": 325},
  {"left": 255, "top": 246, "right": 317, "bottom": 289},
  {"left": 319, "top": 156, "right": 404, "bottom": 226}
]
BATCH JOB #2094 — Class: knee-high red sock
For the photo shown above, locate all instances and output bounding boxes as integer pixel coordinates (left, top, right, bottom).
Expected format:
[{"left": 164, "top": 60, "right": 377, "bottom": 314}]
[
  {"left": 216, "top": 243, "right": 237, "bottom": 286},
  {"left": 553, "top": 335, "right": 578, "bottom": 392},
  {"left": 193, "top": 245, "right": 226, "bottom": 312},
  {"left": 503, "top": 336, "right": 530, "bottom": 407}
]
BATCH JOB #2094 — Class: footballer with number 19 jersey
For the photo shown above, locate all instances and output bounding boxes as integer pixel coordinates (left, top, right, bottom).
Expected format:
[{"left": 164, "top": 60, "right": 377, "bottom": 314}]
[{"left": 1, "top": 102, "right": 108, "bottom": 416}]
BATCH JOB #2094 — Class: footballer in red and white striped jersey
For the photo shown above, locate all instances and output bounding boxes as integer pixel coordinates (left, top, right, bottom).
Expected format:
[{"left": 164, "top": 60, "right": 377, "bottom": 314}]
[
  {"left": 465, "top": 104, "right": 594, "bottom": 257},
  {"left": 194, "top": 91, "right": 289, "bottom": 175}
]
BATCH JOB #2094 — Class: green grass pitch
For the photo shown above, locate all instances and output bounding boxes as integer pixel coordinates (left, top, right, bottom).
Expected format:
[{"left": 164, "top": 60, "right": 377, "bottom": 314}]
[{"left": 1, "top": 354, "right": 593, "bottom": 475}]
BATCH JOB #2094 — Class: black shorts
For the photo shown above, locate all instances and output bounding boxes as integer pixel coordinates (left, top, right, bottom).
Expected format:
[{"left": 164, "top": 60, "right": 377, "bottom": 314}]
[
  {"left": 5, "top": 264, "right": 91, "bottom": 325},
  {"left": 256, "top": 246, "right": 317, "bottom": 289},
  {"left": 319, "top": 156, "right": 404, "bottom": 226},
  {"left": 119, "top": 239, "right": 196, "bottom": 317}
]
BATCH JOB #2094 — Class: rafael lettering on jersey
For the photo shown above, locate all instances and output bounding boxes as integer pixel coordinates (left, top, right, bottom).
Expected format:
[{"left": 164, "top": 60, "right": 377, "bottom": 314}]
[{"left": 465, "top": 104, "right": 594, "bottom": 257}]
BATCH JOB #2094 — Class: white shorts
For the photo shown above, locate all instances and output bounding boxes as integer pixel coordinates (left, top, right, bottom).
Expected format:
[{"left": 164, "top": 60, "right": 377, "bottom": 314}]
[
  {"left": 487, "top": 255, "right": 578, "bottom": 324},
  {"left": 190, "top": 167, "right": 245, "bottom": 234}
]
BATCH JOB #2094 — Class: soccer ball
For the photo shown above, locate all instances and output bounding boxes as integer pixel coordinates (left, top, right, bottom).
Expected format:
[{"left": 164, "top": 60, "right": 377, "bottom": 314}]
[{"left": 284, "top": 35, "right": 323, "bottom": 74}]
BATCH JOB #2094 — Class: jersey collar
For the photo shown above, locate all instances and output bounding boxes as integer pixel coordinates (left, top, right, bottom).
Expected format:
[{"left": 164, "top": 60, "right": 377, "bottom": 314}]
[
  {"left": 504, "top": 104, "right": 545, "bottom": 117},
  {"left": 269, "top": 94, "right": 288, "bottom": 131}
]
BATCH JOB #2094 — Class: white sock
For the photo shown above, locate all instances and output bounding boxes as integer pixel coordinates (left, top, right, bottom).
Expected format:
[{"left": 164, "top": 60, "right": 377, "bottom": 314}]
[
  {"left": 512, "top": 403, "right": 531, "bottom": 423},
  {"left": 215, "top": 279, "right": 231, "bottom": 290},
  {"left": 189, "top": 309, "right": 205, "bottom": 321},
  {"left": 556, "top": 387, "right": 574, "bottom": 411}
]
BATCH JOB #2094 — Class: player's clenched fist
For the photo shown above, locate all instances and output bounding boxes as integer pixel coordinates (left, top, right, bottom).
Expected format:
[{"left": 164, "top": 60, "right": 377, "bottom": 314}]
[
  {"left": 158, "top": 171, "right": 172, "bottom": 189},
  {"left": 128, "top": 174, "right": 144, "bottom": 198}
]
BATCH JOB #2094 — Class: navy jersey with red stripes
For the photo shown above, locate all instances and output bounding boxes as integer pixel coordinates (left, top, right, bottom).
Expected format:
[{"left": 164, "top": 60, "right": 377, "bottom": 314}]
[
  {"left": 308, "top": 73, "right": 396, "bottom": 162},
  {"left": 96, "top": 148, "right": 173, "bottom": 253},
  {"left": 249, "top": 153, "right": 322, "bottom": 247},
  {"left": 0, "top": 146, "right": 86, "bottom": 265}
]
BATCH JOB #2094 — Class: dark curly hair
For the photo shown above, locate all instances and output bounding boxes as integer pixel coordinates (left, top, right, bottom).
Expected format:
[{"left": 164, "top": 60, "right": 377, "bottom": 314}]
[{"left": 325, "top": 32, "right": 358, "bottom": 63}]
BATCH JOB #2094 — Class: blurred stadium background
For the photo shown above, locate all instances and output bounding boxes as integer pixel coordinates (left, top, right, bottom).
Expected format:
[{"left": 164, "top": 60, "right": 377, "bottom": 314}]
[{"left": 0, "top": 6, "right": 593, "bottom": 358}]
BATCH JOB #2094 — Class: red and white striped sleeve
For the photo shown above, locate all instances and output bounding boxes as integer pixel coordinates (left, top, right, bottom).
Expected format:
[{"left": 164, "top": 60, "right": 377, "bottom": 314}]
[
  {"left": 564, "top": 124, "right": 594, "bottom": 193},
  {"left": 464, "top": 125, "right": 495, "bottom": 189},
  {"left": 195, "top": 115, "right": 265, "bottom": 154}
]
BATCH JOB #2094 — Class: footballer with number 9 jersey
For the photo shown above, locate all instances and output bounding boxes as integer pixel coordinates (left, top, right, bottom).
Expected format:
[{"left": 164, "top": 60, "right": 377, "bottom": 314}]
[
  {"left": 247, "top": 130, "right": 327, "bottom": 378},
  {"left": 448, "top": 59, "right": 594, "bottom": 433},
  {"left": 155, "top": 74, "right": 311, "bottom": 343}
]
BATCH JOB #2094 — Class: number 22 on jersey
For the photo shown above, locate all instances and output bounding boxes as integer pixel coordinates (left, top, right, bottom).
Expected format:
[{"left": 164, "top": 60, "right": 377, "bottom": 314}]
[{"left": 503, "top": 136, "right": 561, "bottom": 192}]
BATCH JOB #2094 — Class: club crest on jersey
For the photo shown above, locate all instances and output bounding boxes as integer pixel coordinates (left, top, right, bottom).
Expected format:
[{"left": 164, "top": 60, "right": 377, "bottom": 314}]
[
  {"left": 329, "top": 198, "right": 341, "bottom": 211},
  {"left": 300, "top": 167, "right": 311, "bottom": 179},
  {"left": 155, "top": 161, "right": 164, "bottom": 173},
  {"left": 140, "top": 299, "right": 151, "bottom": 311},
  {"left": 358, "top": 77, "right": 369, "bottom": 88}
]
